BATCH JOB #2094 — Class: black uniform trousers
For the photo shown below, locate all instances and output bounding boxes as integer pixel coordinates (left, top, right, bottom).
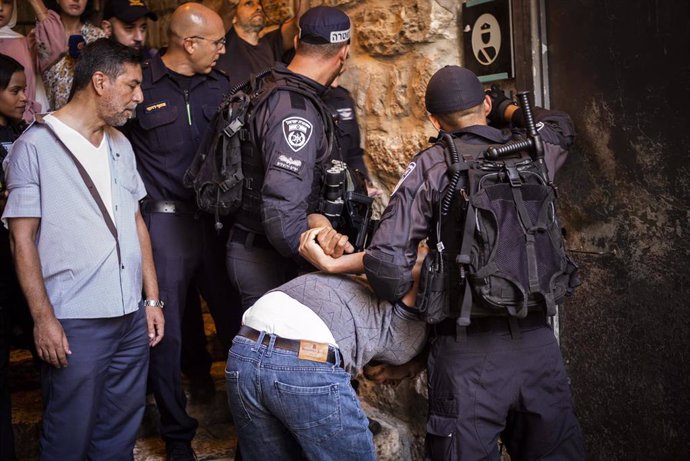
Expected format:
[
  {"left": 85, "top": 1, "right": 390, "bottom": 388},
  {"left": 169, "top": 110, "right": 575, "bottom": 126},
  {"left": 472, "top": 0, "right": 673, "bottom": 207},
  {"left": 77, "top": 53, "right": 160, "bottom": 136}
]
[
  {"left": 426, "top": 315, "right": 585, "bottom": 461},
  {"left": 226, "top": 226, "right": 298, "bottom": 310},
  {"left": 145, "top": 211, "right": 241, "bottom": 442}
]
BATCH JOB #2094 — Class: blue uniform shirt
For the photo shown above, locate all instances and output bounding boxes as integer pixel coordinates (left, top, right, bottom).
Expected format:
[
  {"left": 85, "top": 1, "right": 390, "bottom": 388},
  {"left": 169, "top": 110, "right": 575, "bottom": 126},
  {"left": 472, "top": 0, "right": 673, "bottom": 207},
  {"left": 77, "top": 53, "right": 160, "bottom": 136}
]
[{"left": 124, "top": 54, "right": 230, "bottom": 203}]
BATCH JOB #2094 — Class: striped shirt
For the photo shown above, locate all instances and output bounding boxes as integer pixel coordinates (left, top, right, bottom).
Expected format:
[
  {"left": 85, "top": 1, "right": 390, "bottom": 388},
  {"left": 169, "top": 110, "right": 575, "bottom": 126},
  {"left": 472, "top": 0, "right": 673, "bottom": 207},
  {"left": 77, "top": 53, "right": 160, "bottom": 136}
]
[{"left": 2, "top": 120, "right": 147, "bottom": 319}]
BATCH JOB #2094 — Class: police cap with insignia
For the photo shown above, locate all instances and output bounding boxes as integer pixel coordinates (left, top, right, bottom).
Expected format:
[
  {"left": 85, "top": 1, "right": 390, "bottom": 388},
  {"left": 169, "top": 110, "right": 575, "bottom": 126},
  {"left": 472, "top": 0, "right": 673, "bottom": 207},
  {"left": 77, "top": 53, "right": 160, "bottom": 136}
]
[
  {"left": 299, "top": 6, "right": 351, "bottom": 45},
  {"left": 103, "top": 0, "right": 158, "bottom": 23},
  {"left": 425, "top": 66, "right": 485, "bottom": 114}
]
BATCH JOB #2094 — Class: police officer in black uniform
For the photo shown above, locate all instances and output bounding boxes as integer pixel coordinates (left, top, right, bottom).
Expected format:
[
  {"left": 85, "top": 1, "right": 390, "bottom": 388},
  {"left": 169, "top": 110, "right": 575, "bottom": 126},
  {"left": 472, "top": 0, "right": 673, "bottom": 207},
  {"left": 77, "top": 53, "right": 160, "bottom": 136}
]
[
  {"left": 299, "top": 66, "right": 585, "bottom": 460},
  {"left": 123, "top": 4, "right": 240, "bottom": 460},
  {"left": 322, "top": 76, "right": 369, "bottom": 178},
  {"left": 226, "top": 6, "right": 354, "bottom": 310}
]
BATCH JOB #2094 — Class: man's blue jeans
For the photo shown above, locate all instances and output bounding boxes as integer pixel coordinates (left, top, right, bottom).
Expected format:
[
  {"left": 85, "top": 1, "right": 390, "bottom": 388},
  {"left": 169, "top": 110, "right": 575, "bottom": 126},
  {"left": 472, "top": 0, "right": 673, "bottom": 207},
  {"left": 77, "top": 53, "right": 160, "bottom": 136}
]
[{"left": 225, "top": 334, "right": 375, "bottom": 461}]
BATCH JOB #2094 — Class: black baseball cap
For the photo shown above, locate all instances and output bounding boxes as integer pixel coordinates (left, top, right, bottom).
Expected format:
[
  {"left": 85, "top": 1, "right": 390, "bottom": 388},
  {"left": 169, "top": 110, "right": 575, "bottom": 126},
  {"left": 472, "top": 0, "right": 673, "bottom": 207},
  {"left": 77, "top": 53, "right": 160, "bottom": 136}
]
[
  {"left": 425, "top": 66, "right": 485, "bottom": 114},
  {"left": 102, "top": 0, "right": 158, "bottom": 23},
  {"left": 298, "top": 6, "right": 351, "bottom": 45}
]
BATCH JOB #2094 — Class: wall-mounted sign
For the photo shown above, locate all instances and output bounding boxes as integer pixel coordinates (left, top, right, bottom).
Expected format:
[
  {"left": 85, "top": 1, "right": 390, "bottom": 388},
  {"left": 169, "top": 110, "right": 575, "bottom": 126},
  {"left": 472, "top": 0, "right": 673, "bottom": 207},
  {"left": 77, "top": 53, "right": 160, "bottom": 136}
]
[{"left": 462, "top": 0, "right": 514, "bottom": 82}]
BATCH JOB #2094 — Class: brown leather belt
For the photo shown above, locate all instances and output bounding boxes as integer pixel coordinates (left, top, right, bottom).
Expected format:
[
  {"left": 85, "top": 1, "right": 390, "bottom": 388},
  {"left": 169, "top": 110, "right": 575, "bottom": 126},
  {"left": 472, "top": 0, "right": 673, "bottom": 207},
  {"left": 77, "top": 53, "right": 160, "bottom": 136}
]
[{"left": 237, "top": 325, "right": 340, "bottom": 365}]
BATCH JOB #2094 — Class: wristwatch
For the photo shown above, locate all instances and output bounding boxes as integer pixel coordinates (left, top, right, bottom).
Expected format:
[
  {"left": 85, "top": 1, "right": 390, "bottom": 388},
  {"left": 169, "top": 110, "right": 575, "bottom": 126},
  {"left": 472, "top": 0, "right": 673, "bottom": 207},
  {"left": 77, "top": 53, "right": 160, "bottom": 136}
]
[{"left": 144, "top": 299, "right": 165, "bottom": 308}]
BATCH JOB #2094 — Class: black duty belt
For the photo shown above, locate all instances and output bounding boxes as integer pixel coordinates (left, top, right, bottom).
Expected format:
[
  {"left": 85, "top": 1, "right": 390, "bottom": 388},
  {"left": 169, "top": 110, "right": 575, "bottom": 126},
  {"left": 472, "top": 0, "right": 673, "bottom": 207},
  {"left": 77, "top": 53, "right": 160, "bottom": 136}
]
[
  {"left": 141, "top": 200, "right": 197, "bottom": 215},
  {"left": 229, "top": 227, "right": 273, "bottom": 250},
  {"left": 434, "top": 312, "right": 548, "bottom": 337},
  {"left": 237, "top": 326, "right": 341, "bottom": 365}
]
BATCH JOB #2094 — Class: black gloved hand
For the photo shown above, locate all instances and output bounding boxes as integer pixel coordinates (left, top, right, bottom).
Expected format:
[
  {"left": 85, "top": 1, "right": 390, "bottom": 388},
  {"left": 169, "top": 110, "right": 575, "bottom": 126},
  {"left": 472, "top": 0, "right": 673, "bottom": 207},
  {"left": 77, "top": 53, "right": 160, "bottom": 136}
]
[{"left": 485, "top": 85, "right": 514, "bottom": 127}]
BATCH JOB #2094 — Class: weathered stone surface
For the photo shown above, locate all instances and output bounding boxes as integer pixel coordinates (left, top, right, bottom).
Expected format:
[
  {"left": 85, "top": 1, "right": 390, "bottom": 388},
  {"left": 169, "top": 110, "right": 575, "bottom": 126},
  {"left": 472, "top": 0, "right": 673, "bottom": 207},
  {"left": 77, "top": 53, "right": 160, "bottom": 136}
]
[
  {"left": 355, "top": 4, "right": 424, "bottom": 57},
  {"left": 351, "top": 1, "right": 454, "bottom": 56},
  {"left": 366, "top": 127, "right": 432, "bottom": 190},
  {"left": 361, "top": 401, "right": 423, "bottom": 461},
  {"left": 261, "top": 0, "right": 292, "bottom": 25},
  {"left": 358, "top": 373, "right": 428, "bottom": 459}
]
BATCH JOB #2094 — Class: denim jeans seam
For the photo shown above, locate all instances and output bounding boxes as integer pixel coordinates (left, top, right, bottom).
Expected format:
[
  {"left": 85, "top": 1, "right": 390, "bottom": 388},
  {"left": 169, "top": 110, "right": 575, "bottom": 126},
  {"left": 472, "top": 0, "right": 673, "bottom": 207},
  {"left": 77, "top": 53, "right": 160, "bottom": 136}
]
[{"left": 225, "top": 371, "right": 253, "bottom": 430}]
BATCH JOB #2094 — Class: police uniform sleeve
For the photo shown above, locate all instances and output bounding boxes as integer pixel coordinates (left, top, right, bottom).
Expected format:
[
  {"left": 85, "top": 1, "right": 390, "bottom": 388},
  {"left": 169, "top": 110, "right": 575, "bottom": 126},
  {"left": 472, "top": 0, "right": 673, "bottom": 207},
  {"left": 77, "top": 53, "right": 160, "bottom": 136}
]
[
  {"left": 259, "top": 92, "right": 324, "bottom": 258},
  {"left": 512, "top": 106, "right": 575, "bottom": 179},
  {"left": 364, "top": 148, "right": 446, "bottom": 302}
]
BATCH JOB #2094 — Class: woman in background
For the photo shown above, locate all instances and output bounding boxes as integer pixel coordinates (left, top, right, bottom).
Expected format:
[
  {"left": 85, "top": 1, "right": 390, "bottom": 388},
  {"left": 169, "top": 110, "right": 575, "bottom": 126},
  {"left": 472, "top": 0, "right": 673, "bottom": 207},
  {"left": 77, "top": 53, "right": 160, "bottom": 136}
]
[
  {"left": 0, "top": 0, "right": 65, "bottom": 120},
  {"left": 41, "top": 0, "right": 105, "bottom": 109}
]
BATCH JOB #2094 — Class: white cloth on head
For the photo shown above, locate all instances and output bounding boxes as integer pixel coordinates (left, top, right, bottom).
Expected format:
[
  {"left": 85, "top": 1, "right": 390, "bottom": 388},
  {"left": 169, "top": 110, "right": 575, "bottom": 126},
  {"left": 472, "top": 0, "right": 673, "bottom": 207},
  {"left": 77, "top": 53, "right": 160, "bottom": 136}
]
[{"left": 0, "top": 1, "right": 22, "bottom": 39}]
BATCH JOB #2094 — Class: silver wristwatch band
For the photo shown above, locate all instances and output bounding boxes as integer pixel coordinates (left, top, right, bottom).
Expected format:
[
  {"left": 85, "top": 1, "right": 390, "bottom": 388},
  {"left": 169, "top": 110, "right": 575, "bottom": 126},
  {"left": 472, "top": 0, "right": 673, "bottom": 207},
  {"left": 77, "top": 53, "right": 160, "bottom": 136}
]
[{"left": 143, "top": 299, "right": 164, "bottom": 308}]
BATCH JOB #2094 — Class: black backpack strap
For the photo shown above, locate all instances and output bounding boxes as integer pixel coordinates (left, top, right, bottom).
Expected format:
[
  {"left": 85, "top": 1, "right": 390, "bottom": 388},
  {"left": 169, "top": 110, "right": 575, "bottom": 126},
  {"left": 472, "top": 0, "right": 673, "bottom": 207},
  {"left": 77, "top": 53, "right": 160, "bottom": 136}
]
[
  {"left": 439, "top": 132, "right": 469, "bottom": 216},
  {"left": 505, "top": 162, "right": 558, "bottom": 317},
  {"left": 436, "top": 132, "right": 475, "bottom": 333},
  {"left": 456, "top": 199, "right": 475, "bottom": 327}
]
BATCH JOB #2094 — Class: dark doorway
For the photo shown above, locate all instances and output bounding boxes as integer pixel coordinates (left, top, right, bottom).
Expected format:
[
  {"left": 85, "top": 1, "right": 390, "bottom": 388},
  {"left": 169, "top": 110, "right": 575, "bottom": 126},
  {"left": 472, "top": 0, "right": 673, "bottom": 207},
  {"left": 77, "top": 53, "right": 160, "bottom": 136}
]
[{"left": 544, "top": 0, "right": 690, "bottom": 459}]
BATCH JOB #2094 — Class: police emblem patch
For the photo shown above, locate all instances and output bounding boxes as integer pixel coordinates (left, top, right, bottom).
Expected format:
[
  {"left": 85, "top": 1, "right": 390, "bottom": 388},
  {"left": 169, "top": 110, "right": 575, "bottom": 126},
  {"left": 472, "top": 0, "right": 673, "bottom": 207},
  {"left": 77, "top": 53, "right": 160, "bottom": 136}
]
[{"left": 282, "top": 117, "right": 313, "bottom": 152}]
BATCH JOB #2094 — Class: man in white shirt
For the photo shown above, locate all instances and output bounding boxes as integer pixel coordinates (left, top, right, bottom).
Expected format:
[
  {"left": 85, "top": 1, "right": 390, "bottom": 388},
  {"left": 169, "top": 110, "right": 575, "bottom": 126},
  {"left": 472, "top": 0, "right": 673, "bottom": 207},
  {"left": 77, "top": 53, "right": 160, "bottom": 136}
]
[{"left": 2, "top": 39, "right": 164, "bottom": 460}]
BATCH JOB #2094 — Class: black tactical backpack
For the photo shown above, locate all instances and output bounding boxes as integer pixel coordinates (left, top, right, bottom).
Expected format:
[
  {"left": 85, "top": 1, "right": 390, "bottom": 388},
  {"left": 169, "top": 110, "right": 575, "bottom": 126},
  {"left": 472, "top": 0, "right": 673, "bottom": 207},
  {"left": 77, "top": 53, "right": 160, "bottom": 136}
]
[
  {"left": 184, "top": 69, "right": 334, "bottom": 230},
  {"left": 417, "top": 92, "right": 579, "bottom": 328}
]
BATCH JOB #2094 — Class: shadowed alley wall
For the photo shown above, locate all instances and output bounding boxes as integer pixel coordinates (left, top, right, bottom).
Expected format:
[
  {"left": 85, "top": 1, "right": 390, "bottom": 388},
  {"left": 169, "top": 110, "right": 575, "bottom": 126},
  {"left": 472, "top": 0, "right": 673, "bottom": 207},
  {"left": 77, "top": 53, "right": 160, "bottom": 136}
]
[{"left": 546, "top": 1, "right": 690, "bottom": 459}]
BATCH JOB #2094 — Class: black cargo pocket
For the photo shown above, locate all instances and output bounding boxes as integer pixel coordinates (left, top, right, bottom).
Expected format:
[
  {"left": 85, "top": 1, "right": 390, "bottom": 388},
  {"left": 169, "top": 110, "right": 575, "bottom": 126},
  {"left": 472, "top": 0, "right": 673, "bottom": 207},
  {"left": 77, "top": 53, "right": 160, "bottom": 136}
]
[
  {"left": 416, "top": 250, "right": 449, "bottom": 324},
  {"left": 426, "top": 414, "right": 458, "bottom": 461}
]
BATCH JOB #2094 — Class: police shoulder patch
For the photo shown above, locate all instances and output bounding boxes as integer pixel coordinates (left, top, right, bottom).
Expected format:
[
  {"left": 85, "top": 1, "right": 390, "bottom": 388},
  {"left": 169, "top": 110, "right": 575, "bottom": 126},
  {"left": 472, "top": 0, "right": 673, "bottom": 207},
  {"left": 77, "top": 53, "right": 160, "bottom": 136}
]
[
  {"left": 282, "top": 116, "right": 313, "bottom": 152},
  {"left": 273, "top": 152, "right": 305, "bottom": 176},
  {"left": 336, "top": 107, "right": 354, "bottom": 121}
]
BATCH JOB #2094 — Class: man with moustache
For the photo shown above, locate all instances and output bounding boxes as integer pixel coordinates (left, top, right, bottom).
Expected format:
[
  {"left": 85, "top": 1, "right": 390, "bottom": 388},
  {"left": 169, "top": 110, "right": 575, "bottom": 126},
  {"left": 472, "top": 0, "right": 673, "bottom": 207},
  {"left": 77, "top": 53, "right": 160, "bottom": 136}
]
[
  {"left": 123, "top": 3, "right": 239, "bottom": 460},
  {"left": 3, "top": 39, "right": 163, "bottom": 461},
  {"left": 214, "top": 0, "right": 309, "bottom": 88}
]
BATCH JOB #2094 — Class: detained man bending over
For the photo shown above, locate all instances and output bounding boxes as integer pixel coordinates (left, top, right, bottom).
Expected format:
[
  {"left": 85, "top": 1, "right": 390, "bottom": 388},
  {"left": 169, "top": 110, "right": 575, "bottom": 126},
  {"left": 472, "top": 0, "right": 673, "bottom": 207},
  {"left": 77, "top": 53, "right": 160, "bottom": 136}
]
[{"left": 224, "top": 238, "right": 428, "bottom": 461}]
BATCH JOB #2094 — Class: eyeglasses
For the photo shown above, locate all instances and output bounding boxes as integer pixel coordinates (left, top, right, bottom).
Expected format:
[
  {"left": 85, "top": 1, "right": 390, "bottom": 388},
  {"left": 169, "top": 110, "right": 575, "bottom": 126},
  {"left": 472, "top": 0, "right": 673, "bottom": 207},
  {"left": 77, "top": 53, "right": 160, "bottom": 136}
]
[{"left": 185, "top": 35, "right": 226, "bottom": 49}]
